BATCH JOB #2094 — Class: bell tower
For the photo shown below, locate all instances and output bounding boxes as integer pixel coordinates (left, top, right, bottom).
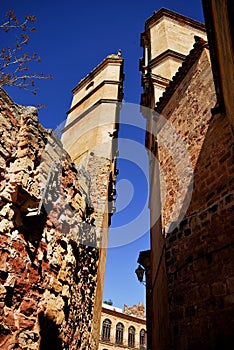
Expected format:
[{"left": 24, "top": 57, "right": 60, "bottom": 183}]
[
  {"left": 62, "top": 53, "right": 124, "bottom": 348},
  {"left": 140, "top": 8, "right": 207, "bottom": 105}
]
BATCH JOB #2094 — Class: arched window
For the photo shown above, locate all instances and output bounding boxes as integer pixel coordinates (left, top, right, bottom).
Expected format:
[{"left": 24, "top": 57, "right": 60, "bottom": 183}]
[
  {"left": 140, "top": 329, "right": 146, "bottom": 349},
  {"left": 115, "top": 322, "right": 124, "bottom": 344},
  {"left": 128, "top": 326, "right": 135, "bottom": 348},
  {"left": 102, "top": 319, "right": 111, "bottom": 341}
]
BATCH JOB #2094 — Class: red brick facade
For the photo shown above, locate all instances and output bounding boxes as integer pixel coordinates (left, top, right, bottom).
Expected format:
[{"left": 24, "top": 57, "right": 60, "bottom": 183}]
[
  {"left": 139, "top": 8, "right": 234, "bottom": 350},
  {"left": 159, "top": 45, "right": 234, "bottom": 349}
]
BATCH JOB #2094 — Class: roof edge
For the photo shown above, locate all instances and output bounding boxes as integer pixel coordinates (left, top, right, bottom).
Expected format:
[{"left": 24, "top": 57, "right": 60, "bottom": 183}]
[
  {"left": 72, "top": 54, "right": 124, "bottom": 94},
  {"left": 101, "top": 306, "right": 146, "bottom": 323},
  {"left": 145, "top": 8, "right": 206, "bottom": 32}
]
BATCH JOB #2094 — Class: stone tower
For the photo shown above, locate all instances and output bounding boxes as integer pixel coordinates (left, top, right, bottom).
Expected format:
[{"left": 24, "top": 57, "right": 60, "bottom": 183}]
[
  {"left": 62, "top": 53, "right": 124, "bottom": 347},
  {"left": 140, "top": 8, "right": 206, "bottom": 106}
]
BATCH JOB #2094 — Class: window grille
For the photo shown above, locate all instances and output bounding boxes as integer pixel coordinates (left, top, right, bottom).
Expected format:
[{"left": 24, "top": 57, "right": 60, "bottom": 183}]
[
  {"left": 116, "top": 323, "right": 124, "bottom": 344},
  {"left": 102, "top": 319, "right": 111, "bottom": 341},
  {"left": 128, "top": 326, "right": 135, "bottom": 348}
]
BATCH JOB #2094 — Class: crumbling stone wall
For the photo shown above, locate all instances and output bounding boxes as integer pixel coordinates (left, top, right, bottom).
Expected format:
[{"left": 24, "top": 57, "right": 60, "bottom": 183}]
[{"left": 0, "top": 89, "right": 100, "bottom": 349}]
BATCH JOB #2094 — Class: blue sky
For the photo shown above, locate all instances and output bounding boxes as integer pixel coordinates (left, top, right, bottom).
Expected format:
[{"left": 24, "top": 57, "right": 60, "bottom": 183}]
[{"left": 1, "top": 0, "right": 205, "bottom": 309}]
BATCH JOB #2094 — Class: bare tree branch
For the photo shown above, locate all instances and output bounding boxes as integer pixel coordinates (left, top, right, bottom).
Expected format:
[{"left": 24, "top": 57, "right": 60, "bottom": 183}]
[{"left": 0, "top": 8, "right": 52, "bottom": 94}]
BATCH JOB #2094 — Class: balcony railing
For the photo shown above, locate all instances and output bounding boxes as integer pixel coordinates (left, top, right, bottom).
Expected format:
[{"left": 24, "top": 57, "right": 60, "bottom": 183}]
[{"left": 100, "top": 338, "right": 147, "bottom": 350}]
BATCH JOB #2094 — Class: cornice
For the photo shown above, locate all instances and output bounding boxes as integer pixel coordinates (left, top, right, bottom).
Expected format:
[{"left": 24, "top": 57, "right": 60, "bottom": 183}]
[
  {"left": 67, "top": 80, "right": 122, "bottom": 115},
  {"left": 72, "top": 55, "right": 124, "bottom": 94},
  {"left": 155, "top": 37, "right": 209, "bottom": 114},
  {"left": 149, "top": 49, "right": 187, "bottom": 69},
  {"left": 145, "top": 8, "right": 206, "bottom": 32},
  {"left": 62, "top": 98, "right": 120, "bottom": 134},
  {"left": 150, "top": 73, "right": 170, "bottom": 87},
  {"left": 102, "top": 307, "right": 146, "bottom": 325}
]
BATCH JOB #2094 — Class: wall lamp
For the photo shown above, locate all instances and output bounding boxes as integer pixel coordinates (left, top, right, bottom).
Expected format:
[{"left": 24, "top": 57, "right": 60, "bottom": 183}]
[{"left": 135, "top": 264, "right": 146, "bottom": 285}]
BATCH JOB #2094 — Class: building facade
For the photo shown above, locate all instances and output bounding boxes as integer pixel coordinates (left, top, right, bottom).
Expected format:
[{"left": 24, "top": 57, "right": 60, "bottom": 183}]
[
  {"left": 139, "top": 7, "right": 234, "bottom": 350},
  {"left": 99, "top": 303, "right": 146, "bottom": 350}
]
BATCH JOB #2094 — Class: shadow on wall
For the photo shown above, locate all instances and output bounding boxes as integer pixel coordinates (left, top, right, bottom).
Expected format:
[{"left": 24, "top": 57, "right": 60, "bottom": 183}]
[{"left": 39, "top": 312, "right": 63, "bottom": 350}]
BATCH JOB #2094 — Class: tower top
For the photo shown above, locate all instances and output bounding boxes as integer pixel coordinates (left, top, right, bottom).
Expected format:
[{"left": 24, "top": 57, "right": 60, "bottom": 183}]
[
  {"left": 140, "top": 8, "right": 207, "bottom": 104},
  {"left": 144, "top": 8, "right": 205, "bottom": 32},
  {"left": 72, "top": 54, "right": 123, "bottom": 94}
]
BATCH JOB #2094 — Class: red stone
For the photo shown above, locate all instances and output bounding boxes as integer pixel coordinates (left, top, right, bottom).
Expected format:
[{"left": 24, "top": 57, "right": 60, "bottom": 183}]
[
  {"left": 0, "top": 333, "right": 16, "bottom": 350},
  {"left": 5, "top": 311, "right": 16, "bottom": 329},
  {"left": 0, "top": 251, "right": 8, "bottom": 270},
  {"left": 11, "top": 240, "right": 25, "bottom": 253},
  {"left": 28, "top": 269, "right": 40, "bottom": 284},
  {"left": 7, "top": 256, "right": 26, "bottom": 273},
  {"left": 18, "top": 313, "right": 35, "bottom": 329},
  {"left": 20, "top": 298, "right": 37, "bottom": 316},
  {"left": 0, "top": 235, "right": 9, "bottom": 246}
]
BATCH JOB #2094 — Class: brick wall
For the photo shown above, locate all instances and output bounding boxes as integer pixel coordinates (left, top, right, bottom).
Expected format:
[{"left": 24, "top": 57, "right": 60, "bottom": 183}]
[
  {"left": 0, "top": 89, "right": 101, "bottom": 349},
  {"left": 158, "top": 49, "right": 234, "bottom": 348},
  {"left": 157, "top": 48, "right": 217, "bottom": 232}
]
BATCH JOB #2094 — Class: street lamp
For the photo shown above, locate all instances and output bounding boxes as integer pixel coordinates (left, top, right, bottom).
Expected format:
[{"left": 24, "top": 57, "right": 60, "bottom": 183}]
[{"left": 135, "top": 264, "right": 145, "bottom": 283}]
